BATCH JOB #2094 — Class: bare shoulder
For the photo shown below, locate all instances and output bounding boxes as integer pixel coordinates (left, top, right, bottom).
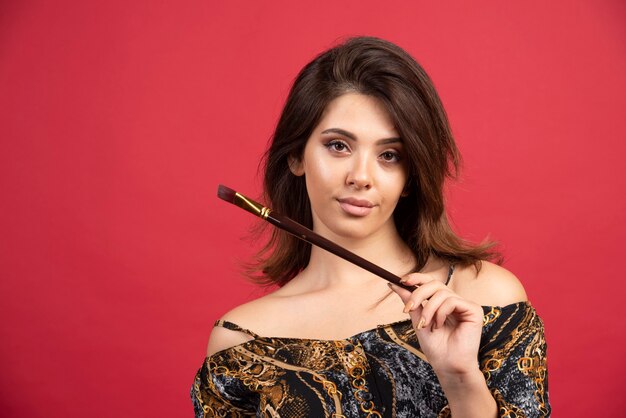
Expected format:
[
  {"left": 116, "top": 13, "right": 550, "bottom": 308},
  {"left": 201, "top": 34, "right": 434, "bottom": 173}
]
[
  {"left": 206, "top": 295, "right": 278, "bottom": 357},
  {"left": 451, "top": 260, "right": 528, "bottom": 307}
]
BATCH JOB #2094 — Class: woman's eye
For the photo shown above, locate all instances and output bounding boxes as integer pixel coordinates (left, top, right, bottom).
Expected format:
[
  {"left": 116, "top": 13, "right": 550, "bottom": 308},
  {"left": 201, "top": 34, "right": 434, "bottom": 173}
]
[
  {"left": 325, "top": 140, "right": 349, "bottom": 152},
  {"left": 380, "top": 151, "right": 401, "bottom": 162}
]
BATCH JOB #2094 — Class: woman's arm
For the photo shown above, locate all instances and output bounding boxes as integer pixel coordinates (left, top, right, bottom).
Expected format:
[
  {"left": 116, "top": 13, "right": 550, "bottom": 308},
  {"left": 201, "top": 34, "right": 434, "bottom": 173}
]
[
  {"left": 436, "top": 368, "right": 497, "bottom": 417},
  {"left": 389, "top": 262, "right": 533, "bottom": 418}
]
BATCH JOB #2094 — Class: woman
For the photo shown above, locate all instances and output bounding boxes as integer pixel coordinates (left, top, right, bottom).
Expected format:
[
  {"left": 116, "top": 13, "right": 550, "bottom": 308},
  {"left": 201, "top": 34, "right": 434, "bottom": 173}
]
[{"left": 192, "top": 37, "right": 549, "bottom": 417}]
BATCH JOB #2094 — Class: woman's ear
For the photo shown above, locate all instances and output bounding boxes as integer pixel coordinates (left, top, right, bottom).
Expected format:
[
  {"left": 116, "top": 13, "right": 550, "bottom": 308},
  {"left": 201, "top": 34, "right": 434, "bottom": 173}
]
[
  {"left": 288, "top": 155, "right": 305, "bottom": 176},
  {"left": 401, "top": 178, "right": 412, "bottom": 197}
]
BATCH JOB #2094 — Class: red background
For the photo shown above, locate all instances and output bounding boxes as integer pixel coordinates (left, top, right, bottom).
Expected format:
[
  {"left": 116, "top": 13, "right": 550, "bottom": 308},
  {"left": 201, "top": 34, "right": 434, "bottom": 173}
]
[{"left": 1, "top": 1, "right": 625, "bottom": 416}]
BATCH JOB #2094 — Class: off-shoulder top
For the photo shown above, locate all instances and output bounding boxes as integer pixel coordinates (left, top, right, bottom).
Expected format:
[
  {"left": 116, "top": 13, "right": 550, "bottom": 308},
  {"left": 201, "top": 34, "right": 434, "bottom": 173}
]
[{"left": 191, "top": 300, "right": 549, "bottom": 417}]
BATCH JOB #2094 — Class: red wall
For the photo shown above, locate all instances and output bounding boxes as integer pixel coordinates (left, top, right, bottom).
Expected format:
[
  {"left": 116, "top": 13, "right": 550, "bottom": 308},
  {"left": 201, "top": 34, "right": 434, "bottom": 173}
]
[{"left": 1, "top": 1, "right": 625, "bottom": 416}]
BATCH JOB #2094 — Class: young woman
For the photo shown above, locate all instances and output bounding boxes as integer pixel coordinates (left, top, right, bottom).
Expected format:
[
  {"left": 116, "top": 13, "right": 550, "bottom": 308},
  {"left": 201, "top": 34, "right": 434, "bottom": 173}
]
[{"left": 192, "top": 37, "right": 550, "bottom": 417}]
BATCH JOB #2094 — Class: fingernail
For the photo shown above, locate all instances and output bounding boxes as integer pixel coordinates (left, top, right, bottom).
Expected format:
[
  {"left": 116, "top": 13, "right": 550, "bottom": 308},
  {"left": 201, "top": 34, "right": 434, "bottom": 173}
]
[
  {"left": 417, "top": 317, "right": 426, "bottom": 329},
  {"left": 399, "top": 278, "right": 407, "bottom": 284},
  {"left": 403, "top": 301, "right": 414, "bottom": 313}
]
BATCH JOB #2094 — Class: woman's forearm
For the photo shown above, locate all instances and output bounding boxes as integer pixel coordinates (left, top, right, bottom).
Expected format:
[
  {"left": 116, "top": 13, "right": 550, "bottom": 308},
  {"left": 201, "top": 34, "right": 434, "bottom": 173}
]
[{"left": 437, "top": 368, "right": 498, "bottom": 418}]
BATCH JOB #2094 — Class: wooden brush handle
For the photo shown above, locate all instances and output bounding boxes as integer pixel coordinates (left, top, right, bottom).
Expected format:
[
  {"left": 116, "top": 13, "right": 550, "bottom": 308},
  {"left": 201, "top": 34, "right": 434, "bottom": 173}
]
[{"left": 266, "top": 212, "right": 413, "bottom": 291}]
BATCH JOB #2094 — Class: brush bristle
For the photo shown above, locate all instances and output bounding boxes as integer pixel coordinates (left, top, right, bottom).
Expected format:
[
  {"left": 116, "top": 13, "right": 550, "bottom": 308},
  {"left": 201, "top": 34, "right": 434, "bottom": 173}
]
[{"left": 217, "top": 184, "right": 236, "bottom": 203}]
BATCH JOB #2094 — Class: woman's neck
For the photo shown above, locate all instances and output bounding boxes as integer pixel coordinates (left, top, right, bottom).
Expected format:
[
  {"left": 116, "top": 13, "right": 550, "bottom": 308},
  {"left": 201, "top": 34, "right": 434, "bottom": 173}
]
[{"left": 292, "top": 227, "right": 416, "bottom": 291}]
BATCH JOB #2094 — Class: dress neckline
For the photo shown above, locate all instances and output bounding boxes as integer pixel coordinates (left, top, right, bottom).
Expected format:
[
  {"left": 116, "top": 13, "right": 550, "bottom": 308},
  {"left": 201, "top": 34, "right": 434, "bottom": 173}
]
[
  {"left": 208, "top": 301, "right": 532, "bottom": 358},
  {"left": 216, "top": 264, "right": 458, "bottom": 342}
]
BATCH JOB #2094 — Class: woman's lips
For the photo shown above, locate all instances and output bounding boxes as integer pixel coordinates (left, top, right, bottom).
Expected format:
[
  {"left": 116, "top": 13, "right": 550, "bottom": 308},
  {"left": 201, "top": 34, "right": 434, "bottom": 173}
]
[{"left": 337, "top": 197, "right": 375, "bottom": 217}]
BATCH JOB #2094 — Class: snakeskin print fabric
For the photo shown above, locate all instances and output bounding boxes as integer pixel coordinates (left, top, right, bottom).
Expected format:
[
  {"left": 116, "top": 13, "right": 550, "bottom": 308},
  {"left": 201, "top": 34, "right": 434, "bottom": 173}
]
[{"left": 191, "top": 302, "right": 550, "bottom": 417}]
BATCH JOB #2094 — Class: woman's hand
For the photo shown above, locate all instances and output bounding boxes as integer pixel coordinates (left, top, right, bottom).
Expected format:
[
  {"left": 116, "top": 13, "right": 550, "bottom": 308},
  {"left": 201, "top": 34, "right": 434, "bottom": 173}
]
[{"left": 389, "top": 272, "right": 484, "bottom": 378}]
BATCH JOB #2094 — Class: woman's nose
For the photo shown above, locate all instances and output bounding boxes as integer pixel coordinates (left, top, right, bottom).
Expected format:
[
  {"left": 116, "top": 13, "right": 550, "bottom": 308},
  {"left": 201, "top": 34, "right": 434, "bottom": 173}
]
[{"left": 346, "top": 156, "right": 372, "bottom": 190}]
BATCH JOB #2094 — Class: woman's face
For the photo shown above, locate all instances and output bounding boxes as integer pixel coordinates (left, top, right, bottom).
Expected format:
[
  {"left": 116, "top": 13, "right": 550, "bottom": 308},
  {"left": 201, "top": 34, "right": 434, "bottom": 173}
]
[{"left": 290, "top": 93, "right": 408, "bottom": 243}]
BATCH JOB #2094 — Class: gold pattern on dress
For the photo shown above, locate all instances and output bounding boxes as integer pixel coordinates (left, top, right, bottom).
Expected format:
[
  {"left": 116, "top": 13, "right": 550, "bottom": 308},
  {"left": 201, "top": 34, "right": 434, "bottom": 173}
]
[
  {"left": 483, "top": 306, "right": 501, "bottom": 325},
  {"left": 480, "top": 305, "right": 549, "bottom": 417},
  {"left": 333, "top": 340, "right": 383, "bottom": 418},
  {"left": 518, "top": 332, "right": 549, "bottom": 416},
  {"left": 193, "top": 304, "right": 550, "bottom": 417},
  {"left": 492, "top": 389, "right": 526, "bottom": 418},
  {"left": 486, "top": 305, "right": 519, "bottom": 348},
  {"left": 193, "top": 371, "right": 250, "bottom": 417},
  {"left": 209, "top": 354, "right": 287, "bottom": 416},
  {"left": 383, "top": 326, "right": 429, "bottom": 363},
  {"left": 232, "top": 345, "right": 343, "bottom": 416},
  {"left": 369, "top": 355, "right": 397, "bottom": 418},
  {"left": 297, "top": 372, "right": 332, "bottom": 416},
  {"left": 312, "top": 374, "right": 342, "bottom": 401}
]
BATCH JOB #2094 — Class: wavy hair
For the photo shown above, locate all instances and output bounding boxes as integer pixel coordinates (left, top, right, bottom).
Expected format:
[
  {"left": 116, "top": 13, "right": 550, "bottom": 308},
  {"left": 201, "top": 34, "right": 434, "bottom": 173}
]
[{"left": 249, "top": 36, "right": 498, "bottom": 286}]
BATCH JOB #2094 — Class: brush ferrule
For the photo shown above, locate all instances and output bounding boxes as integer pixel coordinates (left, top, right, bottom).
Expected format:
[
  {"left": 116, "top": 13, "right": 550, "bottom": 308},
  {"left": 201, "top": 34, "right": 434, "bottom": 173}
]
[{"left": 234, "top": 192, "right": 268, "bottom": 218}]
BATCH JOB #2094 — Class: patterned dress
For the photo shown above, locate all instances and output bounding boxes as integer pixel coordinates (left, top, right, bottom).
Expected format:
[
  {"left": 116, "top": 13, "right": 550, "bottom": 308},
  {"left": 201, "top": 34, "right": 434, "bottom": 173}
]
[{"left": 191, "top": 301, "right": 549, "bottom": 417}]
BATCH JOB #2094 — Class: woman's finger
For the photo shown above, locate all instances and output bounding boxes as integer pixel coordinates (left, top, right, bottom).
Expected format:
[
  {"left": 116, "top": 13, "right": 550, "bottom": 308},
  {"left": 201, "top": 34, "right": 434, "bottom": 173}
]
[
  {"left": 433, "top": 297, "right": 481, "bottom": 329},
  {"left": 387, "top": 283, "right": 424, "bottom": 324},
  {"left": 387, "top": 282, "right": 412, "bottom": 304},
  {"left": 399, "top": 272, "right": 438, "bottom": 287},
  {"left": 402, "top": 280, "right": 448, "bottom": 313},
  {"left": 419, "top": 288, "right": 455, "bottom": 328}
]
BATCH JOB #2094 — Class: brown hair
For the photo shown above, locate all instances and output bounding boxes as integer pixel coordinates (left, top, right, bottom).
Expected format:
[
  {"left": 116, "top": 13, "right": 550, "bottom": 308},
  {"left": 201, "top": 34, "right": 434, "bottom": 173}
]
[{"left": 251, "top": 36, "right": 498, "bottom": 286}]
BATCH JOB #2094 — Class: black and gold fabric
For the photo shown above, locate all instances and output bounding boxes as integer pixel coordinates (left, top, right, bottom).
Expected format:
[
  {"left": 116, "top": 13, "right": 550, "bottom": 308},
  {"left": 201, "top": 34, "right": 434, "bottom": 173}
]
[{"left": 191, "top": 301, "right": 549, "bottom": 417}]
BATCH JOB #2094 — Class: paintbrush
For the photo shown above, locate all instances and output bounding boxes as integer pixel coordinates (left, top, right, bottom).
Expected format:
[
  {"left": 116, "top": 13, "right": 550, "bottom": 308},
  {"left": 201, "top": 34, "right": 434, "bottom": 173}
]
[{"left": 217, "top": 184, "right": 412, "bottom": 291}]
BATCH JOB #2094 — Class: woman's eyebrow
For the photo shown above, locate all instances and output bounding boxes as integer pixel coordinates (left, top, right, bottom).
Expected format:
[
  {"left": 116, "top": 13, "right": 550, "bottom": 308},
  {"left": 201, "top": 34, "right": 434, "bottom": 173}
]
[
  {"left": 377, "top": 137, "right": 403, "bottom": 145},
  {"left": 321, "top": 128, "right": 356, "bottom": 140},
  {"left": 320, "top": 128, "right": 402, "bottom": 144}
]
